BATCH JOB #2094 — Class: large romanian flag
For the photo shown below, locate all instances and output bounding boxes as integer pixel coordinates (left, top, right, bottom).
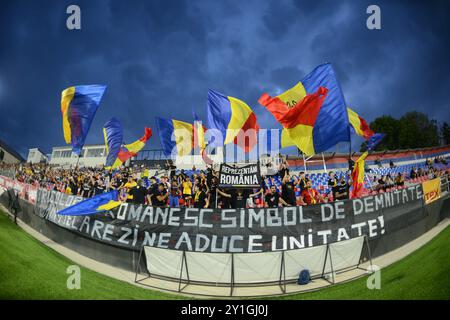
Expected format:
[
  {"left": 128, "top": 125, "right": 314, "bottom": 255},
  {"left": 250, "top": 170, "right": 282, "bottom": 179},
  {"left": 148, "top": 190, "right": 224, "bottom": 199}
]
[
  {"left": 351, "top": 151, "right": 368, "bottom": 199},
  {"left": 61, "top": 85, "right": 107, "bottom": 155},
  {"left": 264, "top": 63, "right": 350, "bottom": 154},
  {"left": 259, "top": 87, "right": 328, "bottom": 155},
  {"left": 207, "top": 90, "right": 260, "bottom": 152},
  {"left": 156, "top": 117, "right": 195, "bottom": 157}
]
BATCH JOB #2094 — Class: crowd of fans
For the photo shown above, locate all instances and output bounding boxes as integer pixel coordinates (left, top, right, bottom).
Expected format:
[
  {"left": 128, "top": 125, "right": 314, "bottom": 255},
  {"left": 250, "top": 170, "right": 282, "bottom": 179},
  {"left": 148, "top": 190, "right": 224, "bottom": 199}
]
[{"left": 1, "top": 155, "right": 448, "bottom": 209}]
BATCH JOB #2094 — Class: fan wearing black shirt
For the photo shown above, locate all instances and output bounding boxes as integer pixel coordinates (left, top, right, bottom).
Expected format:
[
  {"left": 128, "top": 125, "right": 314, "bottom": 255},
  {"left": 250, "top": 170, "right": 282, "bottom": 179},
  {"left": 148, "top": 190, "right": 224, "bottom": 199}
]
[
  {"left": 217, "top": 188, "right": 262, "bottom": 209},
  {"left": 206, "top": 176, "right": 219, "bottom": 209},
  {"left": 81, "top": 178, "right": 91, "bottom": 198},
  {"left": 129, "top": 180, "right": 149, "bottom": 205},
  {"left": 147, "top": 177, "right": 159, "bottom": 205},
  {"left": 165, "top": 161, "right": 177, "bottom": 180},
  {"left": 94, "top": 177, "right": 105, "bottom": 195},
  {"left": 348, "top": 158, "right": 355, "bottom": 171},
  {"left": 278, "top": 161, "right": 289, "bottom": 180},
  {"left": 152, "top": 183, "right": 168, "bottom": 207},
  {"left": 334, "top": 177, "right": 349, "bottom": 201},
  {"left": 281, "top": 173, "right": 297, "bottom": 206},
  {"left": 265, "top": 185, "right": 289, "bottom": 208},
  {"left": 378, "top": 175, "right": 387, "bottom": 191},
  {"left": 327, "top": 171, "right": 339, "bottom": 200},
  {"left": 109, "top": 175, "right": 121, "bottom": 190},
  {"left": 193, "top": 185, "right": 208, "bottom": 209}
]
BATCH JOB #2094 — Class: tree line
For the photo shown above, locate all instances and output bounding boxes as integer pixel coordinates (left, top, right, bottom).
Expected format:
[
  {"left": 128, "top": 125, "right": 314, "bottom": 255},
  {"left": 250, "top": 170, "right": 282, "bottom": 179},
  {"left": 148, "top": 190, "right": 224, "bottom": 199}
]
[{"left": 361, "top": 111, "right": 450, "bottom": 152}]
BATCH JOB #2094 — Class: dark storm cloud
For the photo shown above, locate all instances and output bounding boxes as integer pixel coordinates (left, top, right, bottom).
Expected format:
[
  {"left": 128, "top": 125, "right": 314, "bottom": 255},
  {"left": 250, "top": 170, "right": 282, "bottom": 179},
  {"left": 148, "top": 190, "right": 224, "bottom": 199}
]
[{"left": 0, "top": 0, "right": 449, "bottom": 157}]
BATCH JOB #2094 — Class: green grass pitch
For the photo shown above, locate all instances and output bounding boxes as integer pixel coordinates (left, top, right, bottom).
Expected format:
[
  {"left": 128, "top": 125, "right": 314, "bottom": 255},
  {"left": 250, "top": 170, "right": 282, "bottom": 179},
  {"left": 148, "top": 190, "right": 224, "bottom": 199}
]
[{"left": 0, "top": 210, "right": 449, "bottom": 299}]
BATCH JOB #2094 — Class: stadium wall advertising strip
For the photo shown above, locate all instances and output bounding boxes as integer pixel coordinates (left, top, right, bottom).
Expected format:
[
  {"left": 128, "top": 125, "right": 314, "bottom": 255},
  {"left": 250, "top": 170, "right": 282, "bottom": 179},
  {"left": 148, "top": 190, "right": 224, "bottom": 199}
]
[{"left": 30, "top": 184, "right": 426, "bottom": 253}]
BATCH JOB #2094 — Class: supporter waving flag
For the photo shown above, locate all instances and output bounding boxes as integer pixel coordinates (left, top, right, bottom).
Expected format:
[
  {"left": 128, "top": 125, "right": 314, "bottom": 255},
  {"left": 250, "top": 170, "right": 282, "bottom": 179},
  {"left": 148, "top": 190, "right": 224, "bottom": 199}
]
[{"left": 61, "top": 84, "right": 107, "bottom": 155}]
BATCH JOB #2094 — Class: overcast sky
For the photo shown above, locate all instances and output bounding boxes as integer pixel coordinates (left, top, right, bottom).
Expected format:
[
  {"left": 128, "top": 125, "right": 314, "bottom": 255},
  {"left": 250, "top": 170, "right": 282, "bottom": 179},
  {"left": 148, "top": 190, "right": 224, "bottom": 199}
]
[{"left": 1, "top": 0, "right": 449, "bottom": 157}]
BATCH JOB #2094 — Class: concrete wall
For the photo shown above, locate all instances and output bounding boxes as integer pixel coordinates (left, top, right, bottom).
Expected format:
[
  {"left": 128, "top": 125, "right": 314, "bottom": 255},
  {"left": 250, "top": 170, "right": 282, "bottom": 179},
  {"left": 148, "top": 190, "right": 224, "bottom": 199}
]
[
  {"left": 49, "top": 145, "right": 106, "bottom": 168},
  {"left": 0, "top": 147, "right": 21, "bottom": 164},
  {"left": 27, "top": 148, "right": 48, "bottom": 164}
]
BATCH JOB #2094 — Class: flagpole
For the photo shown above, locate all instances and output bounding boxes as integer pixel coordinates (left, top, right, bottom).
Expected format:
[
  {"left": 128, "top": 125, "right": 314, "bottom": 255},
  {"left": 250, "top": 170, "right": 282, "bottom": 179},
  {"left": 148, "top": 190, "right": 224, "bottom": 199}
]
[
  {"left": 75, "top": 154, "right": 80, "bottom": 168},
  {"left": 215, "top": 188, "right": 218, "bottom": 209},
  {"left": 322, "top": 152, "right": 327, "bottom": 173},
  {"left": 302, "top": 153, "right": 306, "bottom": 173},
  {"left": 348, "top": 136, "right": 352, "bottom": 161}
]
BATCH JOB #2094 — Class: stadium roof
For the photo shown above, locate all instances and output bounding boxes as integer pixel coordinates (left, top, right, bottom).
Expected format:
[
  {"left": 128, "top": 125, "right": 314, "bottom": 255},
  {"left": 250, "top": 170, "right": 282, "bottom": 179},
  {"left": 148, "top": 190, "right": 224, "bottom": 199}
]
[{"left": 0, "top": 139, "right": 25, "bottom": 161}]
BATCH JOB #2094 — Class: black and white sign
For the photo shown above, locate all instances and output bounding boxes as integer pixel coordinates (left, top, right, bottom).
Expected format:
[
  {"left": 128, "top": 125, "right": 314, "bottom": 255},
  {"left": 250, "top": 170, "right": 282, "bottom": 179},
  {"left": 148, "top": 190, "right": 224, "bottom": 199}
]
[
  {"left": 32, "top": 184, "right": 425, "bottom": 253},
  {"left": 218, "top": 162, "right": 261, "bottom": 188}
]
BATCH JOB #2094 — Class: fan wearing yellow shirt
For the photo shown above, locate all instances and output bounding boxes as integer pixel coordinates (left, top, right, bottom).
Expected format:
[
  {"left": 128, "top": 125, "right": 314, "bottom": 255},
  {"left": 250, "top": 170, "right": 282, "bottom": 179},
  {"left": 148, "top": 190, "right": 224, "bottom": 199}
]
[
  {"left": 124, "top": 176, "right": 137, "bottom": 203},
  {"left": 182, "top": 177, "right": 192, "bottom": 207}
]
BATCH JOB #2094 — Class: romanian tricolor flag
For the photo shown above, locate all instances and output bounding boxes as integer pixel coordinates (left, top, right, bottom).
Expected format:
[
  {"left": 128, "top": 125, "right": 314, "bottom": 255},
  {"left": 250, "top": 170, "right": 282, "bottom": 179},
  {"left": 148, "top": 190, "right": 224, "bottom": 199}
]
[
  {"left": 156, "top": 117, "right": 194, "bottom": 157},
  {"left": 108, "top": 127, "right": 152, "bottom": 169},
  {"left": 265, "top": 63, "right": 350, "bottom": 153},
  {"left": 57, "top": 190, "right": 121, "bottom": 216},
  {"left": 259, "top": 87, "right": 328, "bottom": 156},
  {"left": 207, "top": 90, "right": 260, "bottom": 152},
  {"left": 103, "top": 117, "right": 124, "bottom": 168},
  {"left": 347, "top": 108, "right": 374, "bottom": 140},
  {"left": 351, "top": 152, "right": 368, "bottom": 199},
  {"left": 61, "top": 85, "right": 107, "bottom": 155}
]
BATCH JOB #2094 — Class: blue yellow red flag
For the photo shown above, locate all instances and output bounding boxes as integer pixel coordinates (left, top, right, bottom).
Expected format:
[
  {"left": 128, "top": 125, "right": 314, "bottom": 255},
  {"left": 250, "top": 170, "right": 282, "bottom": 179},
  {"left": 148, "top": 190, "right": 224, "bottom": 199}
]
[
  {"left": 347, "top": 108, "right": 375, "bottom": 140},
  {"left": 109, "top": 127, "right": 152, "bottom": 169},
  {"left": 61, "top": 84, "right": 107, "bottom": 155},
  {"left": 57, "top": 190, "right": 121, "bottom": 216},
  {"left": 259, "top": 87, "right": 328, "bottom": 156},
  {"left": 266, "top": 63, "right": 350, "bottom": 153},
  {"left": 207, "top": 90, "right": 260, "bottom": 153},
  {"left": 103, "top": 117, "right": 124, "bottom": 168},
  {"left": 156, "top": 117, "right": 194, "bottom": 157}
]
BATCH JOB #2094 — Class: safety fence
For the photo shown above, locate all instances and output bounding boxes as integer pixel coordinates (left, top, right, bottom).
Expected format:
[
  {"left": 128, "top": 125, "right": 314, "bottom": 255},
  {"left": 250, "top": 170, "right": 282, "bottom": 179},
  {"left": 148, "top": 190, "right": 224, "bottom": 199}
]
[{"left": 135, "top": 235, "right": 371, "bottom": 296}]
